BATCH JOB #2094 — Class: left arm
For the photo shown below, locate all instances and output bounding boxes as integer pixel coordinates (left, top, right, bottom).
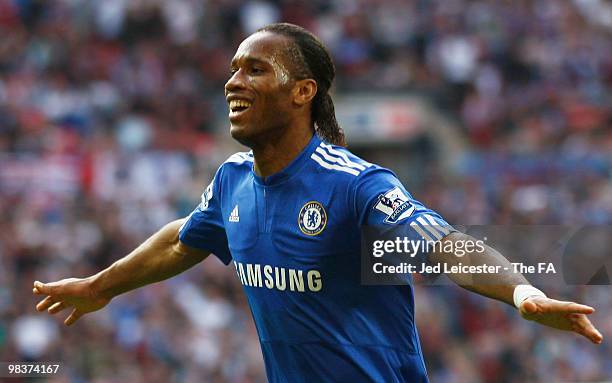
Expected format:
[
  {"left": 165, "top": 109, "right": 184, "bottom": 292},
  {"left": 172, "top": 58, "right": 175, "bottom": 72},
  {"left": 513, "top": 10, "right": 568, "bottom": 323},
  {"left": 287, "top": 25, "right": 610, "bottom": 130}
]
[
  {"left": 429, "top": 232, "right": 603, "bottom": 344},
  {"left": 350, "top": 167, "right": 603, "bottom": 344}
]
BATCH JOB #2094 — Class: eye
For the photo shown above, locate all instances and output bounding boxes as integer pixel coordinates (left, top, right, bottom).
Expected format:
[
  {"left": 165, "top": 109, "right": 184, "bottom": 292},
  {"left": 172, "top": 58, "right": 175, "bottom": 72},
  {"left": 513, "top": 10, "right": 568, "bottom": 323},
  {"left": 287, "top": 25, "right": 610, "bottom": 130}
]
[
  {"left": 251, "top": 67, "right": 265, "bottom": 75},
  {"left": 230, "top": 68, "right": 238, "bottom": 76}
]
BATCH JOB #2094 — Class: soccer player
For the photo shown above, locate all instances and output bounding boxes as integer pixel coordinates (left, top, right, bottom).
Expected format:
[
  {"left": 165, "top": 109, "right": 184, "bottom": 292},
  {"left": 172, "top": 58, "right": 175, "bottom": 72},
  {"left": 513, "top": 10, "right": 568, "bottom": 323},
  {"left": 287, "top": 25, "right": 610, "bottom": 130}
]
[{"left": 33, "top": 23, "right": 602, "bottom": 382}]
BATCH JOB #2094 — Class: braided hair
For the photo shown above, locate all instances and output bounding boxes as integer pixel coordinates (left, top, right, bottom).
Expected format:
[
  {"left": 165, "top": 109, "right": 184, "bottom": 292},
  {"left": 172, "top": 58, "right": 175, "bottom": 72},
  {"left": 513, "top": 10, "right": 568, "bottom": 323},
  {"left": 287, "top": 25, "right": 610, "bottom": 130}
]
[{"left": 257, "top": 23, "right": 346, "bottom": 146}]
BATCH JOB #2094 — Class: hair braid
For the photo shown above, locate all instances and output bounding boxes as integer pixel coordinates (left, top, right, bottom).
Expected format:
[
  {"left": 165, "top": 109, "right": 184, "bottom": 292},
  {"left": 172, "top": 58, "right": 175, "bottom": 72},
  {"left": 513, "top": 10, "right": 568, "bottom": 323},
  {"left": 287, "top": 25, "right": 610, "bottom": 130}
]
[
  {"left": 257, "top": 23, "right": 347, "bottom": 146},
  {"left": 313, "top": 93, "right": 344, "bottom": 146}
]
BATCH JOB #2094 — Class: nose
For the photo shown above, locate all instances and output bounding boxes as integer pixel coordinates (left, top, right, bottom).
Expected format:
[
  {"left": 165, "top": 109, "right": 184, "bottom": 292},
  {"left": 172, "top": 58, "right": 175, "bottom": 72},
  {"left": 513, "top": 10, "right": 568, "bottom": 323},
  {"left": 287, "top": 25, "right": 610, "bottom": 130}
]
[{"left": 225, "top": 69, "right": 246, "bottom": 95}]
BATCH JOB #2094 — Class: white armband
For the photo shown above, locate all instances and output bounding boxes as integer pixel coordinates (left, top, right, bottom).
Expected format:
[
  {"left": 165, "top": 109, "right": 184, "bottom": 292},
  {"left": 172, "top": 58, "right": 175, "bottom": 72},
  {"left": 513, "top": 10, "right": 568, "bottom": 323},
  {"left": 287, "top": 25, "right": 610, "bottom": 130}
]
[{"left": 513, "top": 284, "right": 546, "bottom": 309}]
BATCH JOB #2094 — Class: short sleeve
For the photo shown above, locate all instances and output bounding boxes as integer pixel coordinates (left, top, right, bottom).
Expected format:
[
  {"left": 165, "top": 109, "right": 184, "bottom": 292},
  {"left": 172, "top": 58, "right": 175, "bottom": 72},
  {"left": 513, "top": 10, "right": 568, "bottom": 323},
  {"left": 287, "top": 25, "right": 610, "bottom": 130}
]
[
  {"left": 354, "top": 168, "right": 455, "bottom": 257},
  {"left": 179, "top": 166, "right": 232, "bottom": 265}
]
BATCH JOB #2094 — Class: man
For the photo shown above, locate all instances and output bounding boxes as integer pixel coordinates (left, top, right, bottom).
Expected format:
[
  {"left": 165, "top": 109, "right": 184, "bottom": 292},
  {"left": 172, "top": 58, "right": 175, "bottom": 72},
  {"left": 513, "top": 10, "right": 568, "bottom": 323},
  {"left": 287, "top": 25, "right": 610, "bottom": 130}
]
[{"left": 33, "top": 23, "right": 602, "bottom": 382}]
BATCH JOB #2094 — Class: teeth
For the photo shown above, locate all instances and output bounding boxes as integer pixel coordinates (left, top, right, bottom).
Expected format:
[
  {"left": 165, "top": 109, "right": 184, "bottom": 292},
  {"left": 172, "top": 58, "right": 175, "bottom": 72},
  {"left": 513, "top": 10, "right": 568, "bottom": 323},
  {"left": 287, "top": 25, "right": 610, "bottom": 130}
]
[{"left": 229, "top": 100, "right": 252, "bottom": 110}]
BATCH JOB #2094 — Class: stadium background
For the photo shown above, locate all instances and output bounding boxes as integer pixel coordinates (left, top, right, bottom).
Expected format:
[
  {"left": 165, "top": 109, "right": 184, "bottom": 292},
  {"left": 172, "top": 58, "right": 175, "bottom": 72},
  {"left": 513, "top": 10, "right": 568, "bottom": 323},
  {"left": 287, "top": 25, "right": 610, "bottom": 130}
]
[{"left": 0, "top": 0, "right": 610, "bottom": 382}]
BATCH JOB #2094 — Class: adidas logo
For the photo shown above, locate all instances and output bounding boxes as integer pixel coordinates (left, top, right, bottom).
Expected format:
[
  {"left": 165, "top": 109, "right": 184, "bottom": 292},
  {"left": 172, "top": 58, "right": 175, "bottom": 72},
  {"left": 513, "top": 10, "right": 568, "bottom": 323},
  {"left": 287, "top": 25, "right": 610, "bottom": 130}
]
[{"left": 229, "top": 205, "right": 240, "bottom": 222}]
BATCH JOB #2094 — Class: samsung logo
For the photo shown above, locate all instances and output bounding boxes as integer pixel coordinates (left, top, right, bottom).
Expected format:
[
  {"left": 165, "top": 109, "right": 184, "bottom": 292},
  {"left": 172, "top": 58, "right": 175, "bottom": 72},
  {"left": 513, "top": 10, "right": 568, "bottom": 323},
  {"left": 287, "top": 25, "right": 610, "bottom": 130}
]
[{"left": 233, "top": 261, "right": 323, "bottom": 292}]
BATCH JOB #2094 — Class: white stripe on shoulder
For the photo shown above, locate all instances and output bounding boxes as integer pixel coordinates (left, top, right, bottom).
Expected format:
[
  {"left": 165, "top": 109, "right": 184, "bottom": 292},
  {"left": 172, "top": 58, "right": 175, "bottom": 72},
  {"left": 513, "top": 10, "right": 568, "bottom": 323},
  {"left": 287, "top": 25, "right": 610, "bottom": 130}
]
[
  {"left": 314, "top": 147, "right": 365, "bottom": 171},
  {"left": 311, "top": 153, "right": 360, "bottom": 176},
  {"left": 319, "top": 143, "right": 370, "bottom": 170},
  {"left": 225, "top": 152, "right": 254, "bottom": 164}
]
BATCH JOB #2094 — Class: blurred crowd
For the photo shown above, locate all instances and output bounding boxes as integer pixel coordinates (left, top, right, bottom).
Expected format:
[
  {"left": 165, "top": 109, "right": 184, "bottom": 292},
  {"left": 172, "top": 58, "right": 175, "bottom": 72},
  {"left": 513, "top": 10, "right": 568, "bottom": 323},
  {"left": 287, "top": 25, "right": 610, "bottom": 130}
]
[{"left": 0, "top": 0, "right": 610, "bottom": 382}]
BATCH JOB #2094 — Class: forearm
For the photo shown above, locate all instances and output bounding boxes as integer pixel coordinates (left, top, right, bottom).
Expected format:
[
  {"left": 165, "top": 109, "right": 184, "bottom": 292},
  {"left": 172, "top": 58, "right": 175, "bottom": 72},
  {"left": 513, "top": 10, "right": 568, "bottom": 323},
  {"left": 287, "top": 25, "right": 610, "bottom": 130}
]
[
  {"left": 90, "top": 219, "right": 209, "bottom": 300},
  {"left": 428, "top": 232, "right": 529, "bottom": 306}
]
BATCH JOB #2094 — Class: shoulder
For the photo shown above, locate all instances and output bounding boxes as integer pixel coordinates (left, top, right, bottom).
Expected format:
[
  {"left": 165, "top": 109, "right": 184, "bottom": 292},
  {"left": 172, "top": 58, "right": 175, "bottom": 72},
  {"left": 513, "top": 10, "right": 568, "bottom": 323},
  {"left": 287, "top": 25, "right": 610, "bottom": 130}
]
[
  {"left": 222, "top": 151, "right": 254, "bottom": 166},
  {"left": 308, "top": 140, "right": 378, "bottom": 178},
  {"left": 205, "top": 151, "right": 253, "bottom": 191},
  {"left": 217, "top": 151, "right": 254, "bottom": 175},
  {"left": 308, "top": 140, "right": 397, "bottom": 186}
]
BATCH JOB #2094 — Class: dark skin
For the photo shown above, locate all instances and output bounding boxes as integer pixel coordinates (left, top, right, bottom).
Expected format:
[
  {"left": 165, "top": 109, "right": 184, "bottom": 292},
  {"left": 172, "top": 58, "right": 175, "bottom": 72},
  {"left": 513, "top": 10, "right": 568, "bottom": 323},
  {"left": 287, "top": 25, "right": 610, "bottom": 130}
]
[
  {"left": 31, "top": 31, "right": 323, "bottom": 325},
  {"left": 430, "top": 232, "right": 603, "bottom": 343},
  {"left": 225, "top": 31, "right": 318, "bottom": 177},
  {"left": 32, "top": 31, "right": 603, "bottom": 345}
]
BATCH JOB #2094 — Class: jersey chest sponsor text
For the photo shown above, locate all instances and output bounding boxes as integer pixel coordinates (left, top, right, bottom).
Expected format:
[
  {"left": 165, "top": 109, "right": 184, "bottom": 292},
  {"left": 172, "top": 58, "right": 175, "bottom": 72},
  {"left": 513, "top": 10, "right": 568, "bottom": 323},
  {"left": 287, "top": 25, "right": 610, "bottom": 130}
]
[{"left": 233, "top": 261, "right": 323, "bottom": 293}]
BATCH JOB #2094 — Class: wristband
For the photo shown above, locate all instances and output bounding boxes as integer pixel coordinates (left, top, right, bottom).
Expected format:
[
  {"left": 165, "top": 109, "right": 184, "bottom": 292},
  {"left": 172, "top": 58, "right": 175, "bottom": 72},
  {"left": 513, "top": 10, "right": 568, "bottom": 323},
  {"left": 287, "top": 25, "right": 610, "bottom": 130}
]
[{"left": 513, "top": 284, "right": 546, "bottom": 309}]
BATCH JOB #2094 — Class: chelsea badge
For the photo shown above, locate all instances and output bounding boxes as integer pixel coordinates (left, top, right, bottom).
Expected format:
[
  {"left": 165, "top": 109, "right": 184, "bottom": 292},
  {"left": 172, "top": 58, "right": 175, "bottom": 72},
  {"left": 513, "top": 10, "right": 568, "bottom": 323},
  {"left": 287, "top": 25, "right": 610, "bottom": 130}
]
[{"left": 298, "top": 201, "right": 327, "bottom": 236}]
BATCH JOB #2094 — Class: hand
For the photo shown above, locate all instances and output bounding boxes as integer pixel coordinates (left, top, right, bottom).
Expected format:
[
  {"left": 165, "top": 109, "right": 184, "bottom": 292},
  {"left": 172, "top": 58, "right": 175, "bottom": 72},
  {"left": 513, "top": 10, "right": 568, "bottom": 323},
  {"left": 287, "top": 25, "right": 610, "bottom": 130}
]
[
  {"left": 519, "top": 296, "right": 603, "bottom": 344},
  {"left": 33, "top": 278, "right": 111, "bottom": 326}
]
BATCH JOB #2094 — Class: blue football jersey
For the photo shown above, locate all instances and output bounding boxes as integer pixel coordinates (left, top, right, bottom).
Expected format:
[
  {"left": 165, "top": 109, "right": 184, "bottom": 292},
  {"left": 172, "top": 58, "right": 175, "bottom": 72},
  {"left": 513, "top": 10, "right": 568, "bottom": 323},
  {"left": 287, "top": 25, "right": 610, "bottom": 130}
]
[{"left": 179, "top": 134, "right": 453, "bottom": 383}]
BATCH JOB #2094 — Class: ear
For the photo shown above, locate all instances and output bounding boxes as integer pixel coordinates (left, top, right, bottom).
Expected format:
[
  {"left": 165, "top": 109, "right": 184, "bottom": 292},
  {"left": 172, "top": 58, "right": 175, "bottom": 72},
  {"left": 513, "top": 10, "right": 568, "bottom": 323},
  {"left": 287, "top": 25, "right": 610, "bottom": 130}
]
[{"left": 292, "top": 79, "right": 317, "bottom": 107}]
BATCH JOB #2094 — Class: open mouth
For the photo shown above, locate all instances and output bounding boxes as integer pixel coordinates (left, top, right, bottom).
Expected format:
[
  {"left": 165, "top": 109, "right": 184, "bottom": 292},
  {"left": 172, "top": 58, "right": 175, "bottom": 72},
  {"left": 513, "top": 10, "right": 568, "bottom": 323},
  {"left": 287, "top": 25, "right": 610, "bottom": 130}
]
[{"left": 229, "top": 99, "right": 252, "bottom": 115}]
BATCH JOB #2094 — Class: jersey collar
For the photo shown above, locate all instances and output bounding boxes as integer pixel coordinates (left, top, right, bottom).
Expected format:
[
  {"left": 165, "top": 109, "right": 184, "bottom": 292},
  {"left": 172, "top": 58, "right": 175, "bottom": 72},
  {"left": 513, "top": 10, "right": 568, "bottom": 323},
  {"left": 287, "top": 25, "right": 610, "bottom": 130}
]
[{"left": 252, "top": 133, "right": 322, "bottom": 186}]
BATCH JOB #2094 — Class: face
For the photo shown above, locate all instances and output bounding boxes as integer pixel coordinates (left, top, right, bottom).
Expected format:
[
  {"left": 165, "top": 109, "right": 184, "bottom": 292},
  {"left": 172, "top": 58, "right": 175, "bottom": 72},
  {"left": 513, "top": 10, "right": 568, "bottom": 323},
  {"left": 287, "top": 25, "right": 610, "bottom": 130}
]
[{"left": 224, "top": 32, "right": 298, "bottom": 147}]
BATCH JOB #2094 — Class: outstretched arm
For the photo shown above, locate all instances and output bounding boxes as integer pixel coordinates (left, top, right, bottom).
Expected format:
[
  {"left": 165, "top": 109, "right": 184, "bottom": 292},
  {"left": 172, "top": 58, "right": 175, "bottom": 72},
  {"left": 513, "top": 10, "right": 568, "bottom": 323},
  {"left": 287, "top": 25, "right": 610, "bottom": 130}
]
[
  {"left": 428, "top": 232, "right": 603, "bottom": 344},
  {"left": 33, "top": 219, "right": 210, "bottom": 326}
]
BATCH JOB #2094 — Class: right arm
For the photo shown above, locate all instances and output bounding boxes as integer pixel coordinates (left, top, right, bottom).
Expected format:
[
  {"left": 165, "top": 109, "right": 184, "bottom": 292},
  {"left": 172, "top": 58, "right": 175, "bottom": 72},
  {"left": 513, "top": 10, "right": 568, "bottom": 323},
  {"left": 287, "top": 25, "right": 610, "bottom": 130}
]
[
  {"left": 91, "top": 218, "right": 210, "bottom": 298},
  {"left": 33, "top": 219, "right": 210, "bottom": 325}
]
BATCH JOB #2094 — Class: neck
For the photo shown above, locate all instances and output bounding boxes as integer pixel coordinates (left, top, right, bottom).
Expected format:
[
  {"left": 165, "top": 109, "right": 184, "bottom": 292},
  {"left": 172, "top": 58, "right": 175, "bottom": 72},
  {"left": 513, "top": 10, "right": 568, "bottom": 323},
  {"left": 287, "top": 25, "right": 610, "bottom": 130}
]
[{"left": 251, "top": 124, "right": 314, "bottom": 178}]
